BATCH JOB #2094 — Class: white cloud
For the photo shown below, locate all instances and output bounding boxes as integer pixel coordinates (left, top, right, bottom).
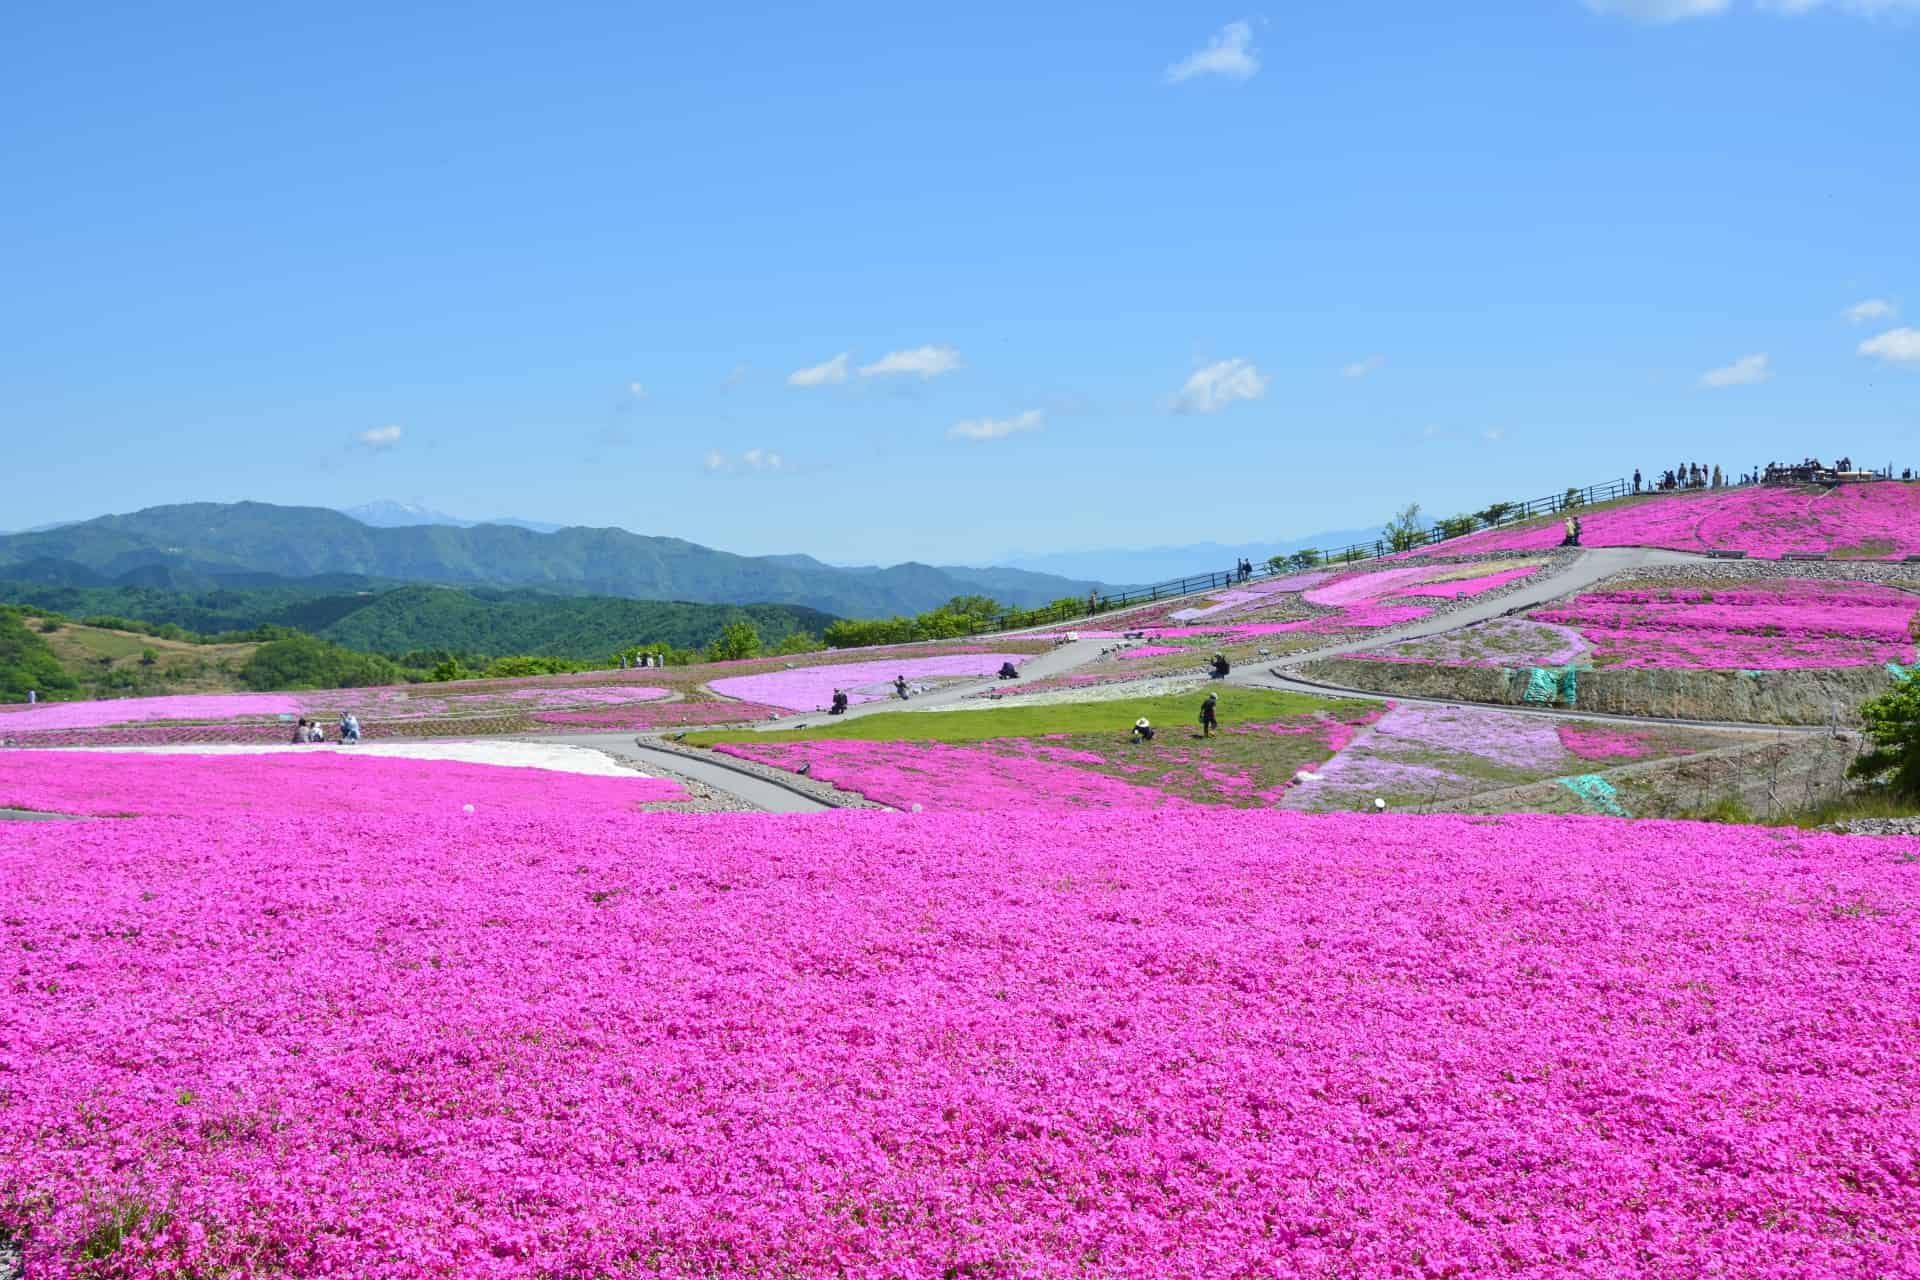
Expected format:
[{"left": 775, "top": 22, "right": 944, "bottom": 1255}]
[
  {"left": 1859, "top": 327, "right": 1920, "bottom": 365},
  {"left": 859, "top": 345, "right": 964, "bottom": 379},
  {"left": 355, "top": 425, "right": 403, "bottom": 449},
  {"left": 1845, "top": 298, "right": 1898, "bottom": 325},
  {"left": 1341, "top": 354, "right": 1387, "bottom": 379},
  {"left": 627, "top": 381, "right": 648, "bottom": 399},
  {"left": 1699, "top": 353, "right": 1772, "bottom": 388},
  {"left": 948, "top": 409, "right": 1044, "bottom": 442},
  {"left": 1482, "top": 427, "right": 1506, "bottom": 443},
  {"left": 1165, "top": 21, "right": 1259, "bottom": 84},
  {"left": 787, "top": 353, "right": 850, "bottom": 387},
  {"left": 1170, "top": 357, "right": 1270, "bottom": 414},
  {"left": 705, "top": 448, "right": 787, "bottom": 472}
]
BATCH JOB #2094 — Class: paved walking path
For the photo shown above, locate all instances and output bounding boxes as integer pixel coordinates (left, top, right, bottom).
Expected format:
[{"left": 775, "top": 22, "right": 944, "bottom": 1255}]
[{"left": 519, "top": 732, "right": 834, "bottom": 813}]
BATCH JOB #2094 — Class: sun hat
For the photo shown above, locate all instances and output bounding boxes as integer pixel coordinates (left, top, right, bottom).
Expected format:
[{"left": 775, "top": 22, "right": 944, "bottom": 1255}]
[{"left": 1135, "top": 718, "right": 1150, "bottom": 728}]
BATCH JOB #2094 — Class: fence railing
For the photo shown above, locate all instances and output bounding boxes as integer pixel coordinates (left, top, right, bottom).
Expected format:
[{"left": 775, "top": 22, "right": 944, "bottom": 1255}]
[{"left": 910, "top": 476, "right": 1631, "bottom": 642}]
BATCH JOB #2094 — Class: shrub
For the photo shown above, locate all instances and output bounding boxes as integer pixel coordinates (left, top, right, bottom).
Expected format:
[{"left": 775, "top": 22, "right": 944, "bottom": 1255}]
[{"left": 1848, "top": 677, "right": 1920, "bottom": 800}]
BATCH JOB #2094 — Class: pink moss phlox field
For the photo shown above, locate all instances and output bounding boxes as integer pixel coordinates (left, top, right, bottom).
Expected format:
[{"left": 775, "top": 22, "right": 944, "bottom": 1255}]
[
  {"left": 503, "top": 686, "right": 670, "bottom": 707},
  {"left": 4, "top": 809, "right": 1918, "bottom": 1278},
  {"left": 0, "top": 750, "right": 684, "bottom": 819},
  {"left": 0, "top": 693, "right": 302, "bottom": 732},
  {"left": 1415, "top": 482, "right": 1920, "bottom": 559},
  {"left": 1287, "top": 704, "right": 1571, "bottom": 810},
  {"left": 1167, "top": 571, "right": 1332, "bottom": 621},
  {"left": 1557, "top": 724, "right": 1661, "bottom": 761},
  {"left": 1114, "top": 645, "right": 1189, "bottom": 659},
  {"left": 714, "top": 739, "right": 1192, "bottom": 811},
  {"left": 1395, "top": 565, "right": 1539, "bottom": 598},
  {"left": 1532, "top": 581, "right": 1920, "bottom": 669},
  {"left": 708, "top": 655, "right": 1032, "bottom": 712},
  {"left": 1350, "top": 618, "right": 1592, "bottom": 669},
  {"left": 529, "top": 700, "right": 786, "bottom": 731}
]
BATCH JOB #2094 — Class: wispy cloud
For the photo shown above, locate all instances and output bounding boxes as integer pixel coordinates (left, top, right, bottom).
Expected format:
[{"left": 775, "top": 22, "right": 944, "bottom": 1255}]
[
  {"left": 1859, "top": 327, "right": 1920, "bottom": 366},
  {"left": 859, "top": 345, "right": 963, "bottom": 379},
  {"left": 1170, "top": 358, "right": 1270, "bottom": 414},
  {"left": 1165, "top": 21, "right": 1259, "bottom": 84},
  {"left": 627, "top": 381, "right": 648, "bottom": 399},
  {"left": 1482, "top": 427, "right": 1506, "bottom": 443},
  {"left": 1581, "top": 0, "right": 1731, "bottom": 20},
  {"left": 722, "top": 362, "right": 751, "bottom": 389},
  {"left": 1845, "top": 298, "right": 1898, "bottom": 325},
  {"left": 1699, "top": 353, "right": 1772, "bottom": 388},
  {"left": 1341, "top": 354, "right": 1387, "bottom": 379},
  {"left": 704, "top": 448, "right": 787, "bottom": 472},
  {"left": 355, "top": 425, "right": 403, "bottom": 449},
  {"left": 948, "top": 409, "right": 1044, "bottom": 442},
  {"left": 1585, "top": 0, "right": 1917, "bottom": 20},
  {"left": 787, "top": 353, "right": 850, "bottom": 387}
]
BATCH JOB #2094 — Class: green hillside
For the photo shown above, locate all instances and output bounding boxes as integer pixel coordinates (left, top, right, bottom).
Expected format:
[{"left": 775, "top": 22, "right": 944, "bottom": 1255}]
[
  {"left": 0, "top": 580, "right": 834, "bottom": 662},
  {"left": 0, "top": 501, "right": 1099, "bottom": 616}
]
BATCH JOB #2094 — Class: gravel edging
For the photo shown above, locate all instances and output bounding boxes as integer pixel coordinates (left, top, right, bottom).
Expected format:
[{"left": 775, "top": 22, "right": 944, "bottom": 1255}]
[
  {"left": 638, "top": 735, "right": 888, "bottom": 810},
  {"left": 1825, "top": 817, "right": 1920, "bottom": 837}
]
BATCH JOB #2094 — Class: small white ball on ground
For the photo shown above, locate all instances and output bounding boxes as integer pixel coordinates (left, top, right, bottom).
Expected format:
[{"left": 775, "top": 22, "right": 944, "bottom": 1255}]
[{"left": 1373, "top": 798, "right": 1387, "bottom": 811}]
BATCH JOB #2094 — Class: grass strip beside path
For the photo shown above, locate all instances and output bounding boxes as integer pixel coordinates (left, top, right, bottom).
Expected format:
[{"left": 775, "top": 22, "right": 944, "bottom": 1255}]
[{"left": 688, "top": 688, "right": 1366, "bottom": 746}]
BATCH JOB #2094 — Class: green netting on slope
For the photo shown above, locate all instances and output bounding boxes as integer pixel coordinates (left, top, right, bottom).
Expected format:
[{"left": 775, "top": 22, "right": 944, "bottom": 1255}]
[
  {"left": 1557, "top": 774, "right": 1629, "bottom": 818},
  {"left": 1890, "top": 662, "right": 1913, "bottom": 683},
  {"left": 1520, "top": 666, "right": 1581, "bottom": 706},
  {"left": 1738, "top": 669, "right": 1764, "bottom": 680}
]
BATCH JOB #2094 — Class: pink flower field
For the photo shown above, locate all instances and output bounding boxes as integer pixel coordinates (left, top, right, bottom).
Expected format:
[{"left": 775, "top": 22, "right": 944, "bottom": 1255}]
[
  {"left": 1414, "top": 481, "right": 1920, "bottom": 559},
  {"left": 1530, "top": 580, "right": 1920, "bottom": 670},
  {"left": 2, "top": 807, "right": 1916, "bottom": 1277},
  {"left": 0, "top": 693, "right": 302, "bottom": 733},
  {"left": 0, "top": 751, "right": 685, "bottom": 819},
  {"left": 707, "top": 653, "right": 1032, "bottom": 712}
]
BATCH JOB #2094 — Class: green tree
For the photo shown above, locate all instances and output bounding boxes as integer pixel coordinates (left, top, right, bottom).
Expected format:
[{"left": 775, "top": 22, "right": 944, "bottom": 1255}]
[
  {"left": 1286, "top": 549, "right": 1322, "bottom": 571},
  {"left": 139, "top": 647, "right": 159, "bottom": 666},
  {"left": 1476, "top": 502, "right": 1516, "bottom": 529},
  {"left": 1561, "top": 487, "right": 1583, "bottom": 511},
  {"left": 0, "top": 606, "right": 80, "bottom": 702},
  {"left": 706, "top": 621, "right": 761, "bottom": 663},
  {"left": 1382, "top": 502, "right": 1427, "bottom": 554},
  {"left": 1848, "top": 677, "right": 1920, "bottom": 800},
  {"left": 1436, "top": 514, "right": 1476, "bottom": 541},
  {"left": 773, "top": 630, "right": 822, "bottom": 656},
  {"left": 239, "top": 634, "right": 402, "bottom": 691}
]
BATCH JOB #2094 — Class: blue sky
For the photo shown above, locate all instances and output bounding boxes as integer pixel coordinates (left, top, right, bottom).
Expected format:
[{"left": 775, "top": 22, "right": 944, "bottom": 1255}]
[{"left": 3, "top": 1, "right": 1915, "bottom": 564}]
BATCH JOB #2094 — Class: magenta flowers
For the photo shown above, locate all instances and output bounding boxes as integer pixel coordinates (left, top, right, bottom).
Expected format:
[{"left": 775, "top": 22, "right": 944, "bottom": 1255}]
[
  {"left": 1416, "top": 482, "right": 1920, "bottom": 559},
  {"left": 0, "top": 692, "right": 302, "bottom": 732},
  {"left": 2, "top": 808, "right": 1917, "bottom": 1276},
  {"left": 1531, "top": 580, "right": 1920, "bottom": 669}
]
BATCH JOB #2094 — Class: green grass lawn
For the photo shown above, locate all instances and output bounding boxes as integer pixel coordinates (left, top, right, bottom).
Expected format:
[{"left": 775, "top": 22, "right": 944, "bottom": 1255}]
[{"left": 688, "top": 687, "right": 1370, "bottom": 747}]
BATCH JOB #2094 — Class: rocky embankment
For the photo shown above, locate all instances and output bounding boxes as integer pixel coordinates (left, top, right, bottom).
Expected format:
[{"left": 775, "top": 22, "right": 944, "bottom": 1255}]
[{"left": 1298, "top": 656, "right": 1900, "bottom": 726}]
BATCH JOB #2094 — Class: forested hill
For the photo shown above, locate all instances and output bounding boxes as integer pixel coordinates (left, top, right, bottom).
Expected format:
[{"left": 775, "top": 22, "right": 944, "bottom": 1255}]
[
  {"left": 0, "top": 502, "right": 1098, "bottom": 616},
  {"left": 0, "top": 581, "right": 833, "bottom": 662}
]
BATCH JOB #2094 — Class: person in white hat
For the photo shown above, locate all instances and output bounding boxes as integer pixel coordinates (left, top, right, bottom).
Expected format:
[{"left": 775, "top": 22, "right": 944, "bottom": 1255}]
[{"left": 1130, "top": 717, "right": 1155, "bottom": 743}]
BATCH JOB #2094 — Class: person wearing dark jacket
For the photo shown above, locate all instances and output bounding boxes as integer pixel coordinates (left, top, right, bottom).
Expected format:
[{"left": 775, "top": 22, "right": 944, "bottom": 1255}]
[
  {"left": 1209, "top": 652, "right": 1230, "bottom": 679},
  {"left": 1130, "top": 717, "right": 1155, "bottom": 743},
  {"left": 998, "top": 661, "right": 1018, "bottom": 680},
  {"left": 1200, "top": 692, "right": 1219, "bottom": 737},
  {"left": 829, "top": 690, "right": 849, "bottom": 715}
]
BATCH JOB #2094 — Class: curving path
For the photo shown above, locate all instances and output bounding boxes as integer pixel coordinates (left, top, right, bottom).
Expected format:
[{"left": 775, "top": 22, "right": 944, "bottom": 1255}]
[
  {"left": 518, "top": 731, "right": 835, "bottom": 813},
  {"left": 1225, "top": 546, "right": 1843, "bottom": 734}
]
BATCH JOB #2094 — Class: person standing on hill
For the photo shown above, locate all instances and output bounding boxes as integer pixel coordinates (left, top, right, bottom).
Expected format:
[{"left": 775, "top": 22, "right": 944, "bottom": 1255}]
[
  {"left": 1200, "top": 692, "right": 1219, "bottom": 737},
  {"left": 1086, "top": 589, "right": 1098, "bottom": 618},
  {"left": 1633, "top": 468, "right": 1642, "bottom": 493}
]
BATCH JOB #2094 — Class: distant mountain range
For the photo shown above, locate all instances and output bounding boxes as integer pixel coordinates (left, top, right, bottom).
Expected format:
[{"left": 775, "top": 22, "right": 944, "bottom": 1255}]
[
  {"left": 998, "top": 527, "right": 1388, "bottom": 586},
  {"left": 0, "top": 501, "right": 1102, "bottom": 619},
  {"left": 339, "top": 500, "right": 567, "bottom": 534}
]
